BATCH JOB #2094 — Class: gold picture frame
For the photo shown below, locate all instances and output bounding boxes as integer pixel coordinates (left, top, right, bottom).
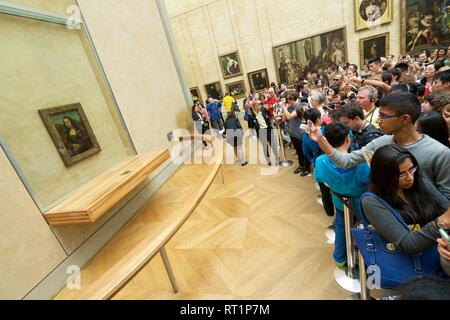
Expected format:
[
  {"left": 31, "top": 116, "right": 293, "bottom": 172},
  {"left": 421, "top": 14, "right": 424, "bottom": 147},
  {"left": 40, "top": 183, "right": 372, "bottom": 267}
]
[
  {"left": 273, "top": 27, "right": 348, "bottom": 86},
  {"left": 190, "top": 87, "right": 203, "bottom": 104},
  {"left": 219, "top": 51, "right": 243, "bottom": 79},
  {"left": 205, "top": 82, "right": 223, "bottom": 100},
  {"left": 248, "top": 68, "right": 270, "bottom": 92},
  {"left": 225, "top": 80, "right": 246, "bottom": 99},
  {"left": 39, "top": 103, "right": 101, "bottom": 166},
  {"left": 400, "top": 0, "right": 450, "bottom": 54},
  {"left": 360, "top": 32, "right": 390, "bottom": 69},
  {"left": 354, "top": 0, "right": 393, "bottom": 31}
]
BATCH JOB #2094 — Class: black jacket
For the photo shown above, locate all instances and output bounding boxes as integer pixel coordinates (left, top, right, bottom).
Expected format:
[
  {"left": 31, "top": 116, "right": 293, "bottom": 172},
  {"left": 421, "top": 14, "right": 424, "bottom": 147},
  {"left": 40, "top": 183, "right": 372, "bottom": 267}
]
[
  {"left": 254, "top": 109, "right": 272, "bottom": 132},
  {"left": 351, "top": 123, "right": 383, "bottom": 151}
]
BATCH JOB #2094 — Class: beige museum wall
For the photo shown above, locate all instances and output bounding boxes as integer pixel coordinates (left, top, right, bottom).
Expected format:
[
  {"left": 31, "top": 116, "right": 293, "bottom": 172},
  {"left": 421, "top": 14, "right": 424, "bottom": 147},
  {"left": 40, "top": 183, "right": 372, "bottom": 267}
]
[
  {"left": 0, "top": 0, "right": 190, "bottom": 299},
  {"left": 77, "top": 0, "right": 190, "bottom": 153},
  {"left": 167, "top": 0, "right": 402, "bottom": 100},
  {"left": 0, "top": 148, "right": 67, "bottom": 300}
]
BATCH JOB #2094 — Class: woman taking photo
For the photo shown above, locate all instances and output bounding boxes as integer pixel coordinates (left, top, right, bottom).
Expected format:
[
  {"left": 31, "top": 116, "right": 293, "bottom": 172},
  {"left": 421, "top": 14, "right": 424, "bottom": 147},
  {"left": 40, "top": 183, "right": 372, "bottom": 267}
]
[{"left": 362, "top": 145, "right": 450, "bottom": 256}]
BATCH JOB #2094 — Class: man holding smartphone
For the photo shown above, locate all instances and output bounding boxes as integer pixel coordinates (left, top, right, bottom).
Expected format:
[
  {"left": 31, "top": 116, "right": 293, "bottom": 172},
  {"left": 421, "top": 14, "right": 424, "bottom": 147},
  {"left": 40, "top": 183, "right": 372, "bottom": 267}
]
[{"left": 281, "top": 92, "right": 310, "bottom": 176}]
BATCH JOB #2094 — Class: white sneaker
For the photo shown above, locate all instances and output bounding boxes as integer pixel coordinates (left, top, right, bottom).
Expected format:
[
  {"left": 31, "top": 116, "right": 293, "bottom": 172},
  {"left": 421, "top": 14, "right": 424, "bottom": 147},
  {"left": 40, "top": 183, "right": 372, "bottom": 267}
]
[{"left": 316, "top": 195, "right": 323, "bottom": 206}]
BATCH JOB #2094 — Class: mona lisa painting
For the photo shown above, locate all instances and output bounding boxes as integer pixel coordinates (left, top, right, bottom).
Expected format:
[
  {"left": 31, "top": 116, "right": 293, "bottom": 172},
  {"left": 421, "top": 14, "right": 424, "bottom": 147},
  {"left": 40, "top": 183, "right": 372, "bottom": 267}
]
[{"left": 39, "top": 103, "right": 101, "bottom": 166}]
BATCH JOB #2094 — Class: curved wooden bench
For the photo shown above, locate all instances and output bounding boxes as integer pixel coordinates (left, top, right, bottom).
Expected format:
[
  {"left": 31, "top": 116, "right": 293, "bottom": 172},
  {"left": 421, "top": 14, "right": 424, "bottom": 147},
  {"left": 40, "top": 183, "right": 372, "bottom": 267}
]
[{"left": 55, "top": 136, "right": 223, "bottom": 300}]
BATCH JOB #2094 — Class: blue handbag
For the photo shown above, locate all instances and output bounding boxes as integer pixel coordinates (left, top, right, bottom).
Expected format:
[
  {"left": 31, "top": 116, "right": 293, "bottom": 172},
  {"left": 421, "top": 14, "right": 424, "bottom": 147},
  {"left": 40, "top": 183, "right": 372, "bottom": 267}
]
[{"left": 352, "top": 192, "right": 444, "bottom": 289}]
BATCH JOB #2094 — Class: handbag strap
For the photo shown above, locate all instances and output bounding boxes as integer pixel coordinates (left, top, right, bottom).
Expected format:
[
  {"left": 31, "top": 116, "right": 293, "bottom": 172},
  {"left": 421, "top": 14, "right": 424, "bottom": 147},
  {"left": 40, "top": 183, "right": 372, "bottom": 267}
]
[
  {"left": 359, "top": 192, "right": 410, "bottom": 232},
  {"left": 359, "top": 192, "right": 424, "bottom": 271}
]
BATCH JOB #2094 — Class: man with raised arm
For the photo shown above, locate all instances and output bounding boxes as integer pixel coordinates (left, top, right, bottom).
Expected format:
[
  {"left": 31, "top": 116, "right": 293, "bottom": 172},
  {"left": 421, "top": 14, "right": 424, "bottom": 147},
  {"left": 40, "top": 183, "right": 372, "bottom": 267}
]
[{"left": 308, "top": 92, "right": 450, "bottom": 199}]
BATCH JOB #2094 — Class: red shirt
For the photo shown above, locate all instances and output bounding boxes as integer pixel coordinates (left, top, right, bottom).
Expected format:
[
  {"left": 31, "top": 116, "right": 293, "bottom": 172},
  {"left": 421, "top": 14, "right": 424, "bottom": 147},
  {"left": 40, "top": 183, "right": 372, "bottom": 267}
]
[{"left": 267, "top": 96, "right": 278, "bottom": 118}]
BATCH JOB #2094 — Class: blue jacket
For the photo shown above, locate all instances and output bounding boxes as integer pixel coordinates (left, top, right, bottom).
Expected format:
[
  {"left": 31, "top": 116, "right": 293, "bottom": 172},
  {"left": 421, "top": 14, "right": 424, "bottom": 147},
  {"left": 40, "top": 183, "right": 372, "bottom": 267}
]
[
  {"left": 314, "top": 154, "right": 370, "bottom": 216},
  {"left": 302, "top": 127, "right": 325, "bottom": 165}
]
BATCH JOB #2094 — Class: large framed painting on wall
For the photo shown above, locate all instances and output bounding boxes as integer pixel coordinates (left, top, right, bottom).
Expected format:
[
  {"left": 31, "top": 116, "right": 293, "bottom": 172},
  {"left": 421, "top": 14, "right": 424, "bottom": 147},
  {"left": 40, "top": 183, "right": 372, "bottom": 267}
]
[
  {"left": 205, "top": 82, "right": 223, "bottom": 100},
  {"left": 190, "top": 87, "right": 203, "bottom": 103},
  {"left": 248, "top": 69, "right": 270, "bottom": 92},
  {"left": 354, "top": 0, "right": 393, "bottom": 31},
  {"left": 360, "top": 33, "right": 390, "bottom": 68},
  {"left": 401, "top": 0, "right": 450, "bottom": 54},
  {"left": 273, "top": 28, "right": 347, "bottom": 86},
  {"left": 226, "top": 80, "right": 246, "bottom": 99},
  {"left": 219, "top": 51, "right": 243, "bottom": 79},
  {"left": 39, "top": 103, "right": 101, "bottom": 167}
]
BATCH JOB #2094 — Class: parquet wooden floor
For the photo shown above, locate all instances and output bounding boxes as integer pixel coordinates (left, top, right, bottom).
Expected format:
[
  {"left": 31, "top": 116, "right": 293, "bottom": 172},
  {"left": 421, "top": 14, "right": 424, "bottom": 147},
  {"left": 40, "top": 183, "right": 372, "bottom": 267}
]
[{"left": 57, "top": 137, "right": 351, "bottom": 300}]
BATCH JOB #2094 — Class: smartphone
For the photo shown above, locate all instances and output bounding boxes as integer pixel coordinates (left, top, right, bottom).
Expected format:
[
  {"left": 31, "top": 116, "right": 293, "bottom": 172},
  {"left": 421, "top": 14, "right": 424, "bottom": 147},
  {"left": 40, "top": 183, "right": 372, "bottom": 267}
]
[
  {"left": 440, "top": 228, "right": 450, "bottom": 247},
  {"left": 306, "top": 120, "right": 314, "bottom": 134},
  {"left": 300, "top": 124, "right": 308, "bottom": 131}
]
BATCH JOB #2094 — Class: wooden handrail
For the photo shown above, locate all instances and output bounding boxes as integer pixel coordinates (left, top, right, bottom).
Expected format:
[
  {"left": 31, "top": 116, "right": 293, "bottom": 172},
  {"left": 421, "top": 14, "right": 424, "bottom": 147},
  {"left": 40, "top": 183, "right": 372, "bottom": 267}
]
[{"left": 55, "top": 138, "right": 223, "bottom": 299}]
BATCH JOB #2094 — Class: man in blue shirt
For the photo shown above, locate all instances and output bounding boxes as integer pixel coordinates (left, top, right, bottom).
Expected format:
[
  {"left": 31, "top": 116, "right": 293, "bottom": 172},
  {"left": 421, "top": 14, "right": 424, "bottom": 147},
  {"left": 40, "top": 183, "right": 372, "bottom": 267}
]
[
  {"left": 315, "top": 122, "right": 370, "bottom": 267},
  {"left": 207, "top": 96, "right": 224, "bottom": 133}
]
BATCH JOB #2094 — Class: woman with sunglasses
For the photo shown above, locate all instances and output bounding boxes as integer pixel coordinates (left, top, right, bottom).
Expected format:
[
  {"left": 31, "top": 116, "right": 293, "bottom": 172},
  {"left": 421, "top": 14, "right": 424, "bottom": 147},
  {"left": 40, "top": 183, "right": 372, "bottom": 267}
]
[{"left": 361, "top": 145, "right": 450, "bottom": 255}]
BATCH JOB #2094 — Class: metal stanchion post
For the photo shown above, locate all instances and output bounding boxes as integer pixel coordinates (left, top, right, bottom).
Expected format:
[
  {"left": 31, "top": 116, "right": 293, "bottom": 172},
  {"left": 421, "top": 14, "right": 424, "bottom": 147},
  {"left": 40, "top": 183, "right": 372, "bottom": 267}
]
[
  {"left": 276, "top": 124, "right": 292, "bottom": 168},
  {"left": 345, "top": 203, "right": 357, "bottom": 279},
  {"left": 334, "top": 196, "right": 361, "bottom": 293},
  {"left": 359, "top": 250, "right": 370, "bottom": 300}
]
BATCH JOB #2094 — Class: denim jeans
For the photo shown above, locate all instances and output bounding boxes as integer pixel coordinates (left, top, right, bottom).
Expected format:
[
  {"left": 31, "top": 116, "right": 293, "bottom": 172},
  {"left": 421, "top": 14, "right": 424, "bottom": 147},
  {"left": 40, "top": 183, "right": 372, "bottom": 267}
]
[
  {"left": 211, "top": 119, "right": 223, "bottom": 131},
  {"left": 334, "top": 208, "right": 347, "bottom": 264}
]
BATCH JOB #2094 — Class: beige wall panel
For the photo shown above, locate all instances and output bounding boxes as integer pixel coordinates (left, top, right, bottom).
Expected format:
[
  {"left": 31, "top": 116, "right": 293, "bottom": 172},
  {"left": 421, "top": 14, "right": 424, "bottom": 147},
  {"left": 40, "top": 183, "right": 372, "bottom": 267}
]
[
  {"left": 171, "top": 17, "right": 196, "bottom": 87},
  {"left": 0, "top": 14, "right": 132, "bottom": 211},
  {"left": 0, "top": 149, "right": 66, "bottom": 300},
  {"left": 185, "top": 7, "right": 221, "bottom": 85},
  {"left": 77, "top": 0, "right": 190, "bottom": 154},
  {"left": 207, "top": 0, "right": 235, "bottom": 55},
  {"left": 268, "top": 0, "right": 345, "bottom": 46},
  {"left": 180, "top": 15, "right": 208, "bottom": 99},
  {"left": 231, "top": 0, "right": 265, "bottom": 74},
  {"left": 254, "top": 0, "right": 278, "bottom": 84}
]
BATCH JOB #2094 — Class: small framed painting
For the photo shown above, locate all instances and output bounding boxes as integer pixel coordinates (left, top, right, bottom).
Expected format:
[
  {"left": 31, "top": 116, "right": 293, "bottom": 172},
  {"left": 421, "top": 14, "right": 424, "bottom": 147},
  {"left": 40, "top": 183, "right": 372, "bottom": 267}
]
[
  {"left": 219, "top": 51, "right": 243, "bottom": 79},
  {"left": 39, "top": 103, "right": 101, "bottom": 166},
  {"left": 190, "top": 87, "right": 203, "bottom": 103},
  {"left": 248, "top": 69, "right": 270, "bottom": 92},
  {"left": 225, "top": 80, "right": 246, "bottom": 99},
  {"left": 360, "top": 33, "right": 390, "bottom": 68},
  {"left": 205, "top": 82, "right": 223, "bottom": 100}
]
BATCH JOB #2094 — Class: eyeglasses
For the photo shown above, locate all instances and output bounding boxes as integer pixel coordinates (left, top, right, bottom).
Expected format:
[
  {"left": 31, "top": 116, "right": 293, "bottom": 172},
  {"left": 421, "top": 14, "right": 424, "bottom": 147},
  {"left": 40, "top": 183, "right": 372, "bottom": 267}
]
[
  {"left": 378, "top": 114, "right": 402, "bottom": 120},
  {"left": 399, "top": 166, "right": 417, "bottom": 180}
]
